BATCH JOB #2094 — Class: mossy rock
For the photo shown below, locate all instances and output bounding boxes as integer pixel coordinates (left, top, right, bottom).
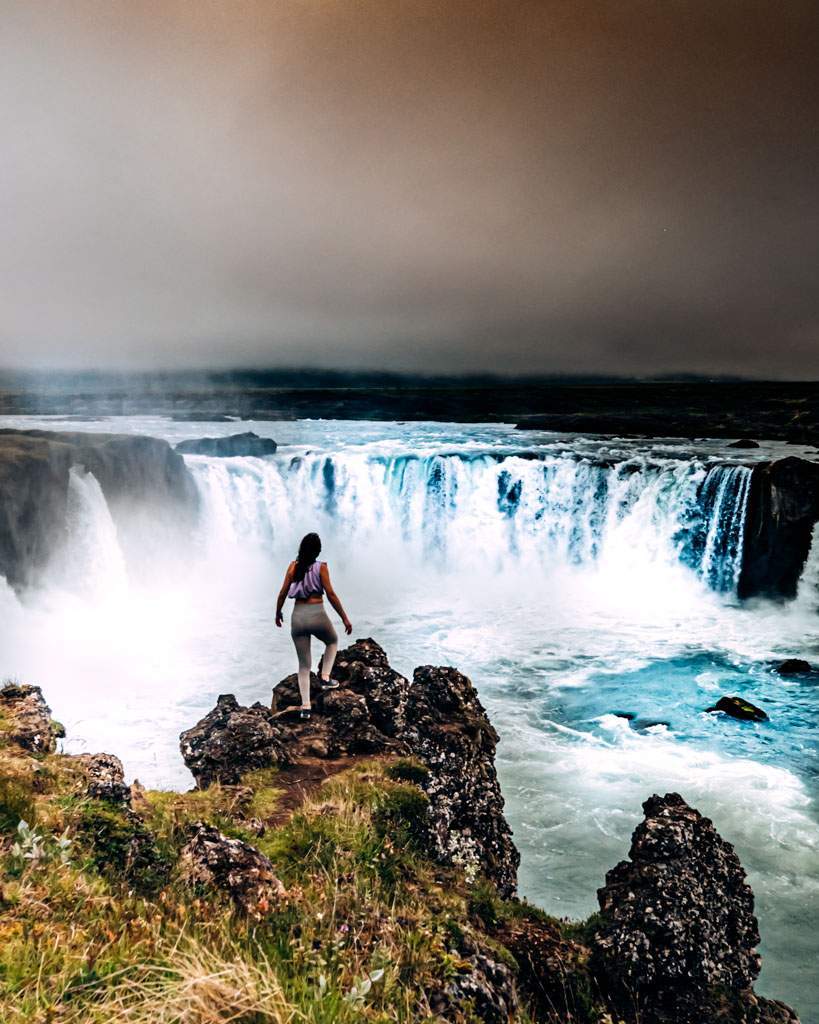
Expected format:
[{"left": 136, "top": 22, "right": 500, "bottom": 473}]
[{"left": 75, "top": 801, "right": 171, "bottom": 894}]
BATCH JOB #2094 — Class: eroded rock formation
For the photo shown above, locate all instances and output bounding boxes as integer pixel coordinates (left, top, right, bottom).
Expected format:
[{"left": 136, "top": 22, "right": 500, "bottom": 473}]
[
  {"left": 179, "top": 694, "right": 292, "bottom": 787},
  {"left": 593, "top": 792, "right": 793, "bottom": 1023}
]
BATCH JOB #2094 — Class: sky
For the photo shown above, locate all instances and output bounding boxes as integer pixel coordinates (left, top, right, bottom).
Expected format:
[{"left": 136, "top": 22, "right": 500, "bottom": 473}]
[{"left": 1, "top": 0, "right": 818, "bottom": 377}]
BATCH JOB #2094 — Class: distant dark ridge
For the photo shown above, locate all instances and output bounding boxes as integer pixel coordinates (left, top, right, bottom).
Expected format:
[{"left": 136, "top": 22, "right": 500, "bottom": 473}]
[{"left": 2, "top": 375, "right": 819, "bottom": 441}]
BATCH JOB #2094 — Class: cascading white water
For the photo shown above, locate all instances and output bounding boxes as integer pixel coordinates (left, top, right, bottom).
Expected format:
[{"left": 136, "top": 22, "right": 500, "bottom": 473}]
[
  {"left": 59, "top": 466, "right": 129, "bottom": 599},
  {"left": 188, "top": 451, "right": 752, "bottom": 593}
]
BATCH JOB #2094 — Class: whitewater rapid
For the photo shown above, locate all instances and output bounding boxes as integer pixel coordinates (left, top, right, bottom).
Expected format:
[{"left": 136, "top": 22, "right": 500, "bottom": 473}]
[{"left": 0, "top": 416, "right": 817, "bottom": 1019}]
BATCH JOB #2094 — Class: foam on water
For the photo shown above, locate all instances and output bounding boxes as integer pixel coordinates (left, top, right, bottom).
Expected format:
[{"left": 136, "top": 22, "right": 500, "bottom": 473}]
[{"left": 0, "top": 417, "right": 817, "bottom": 1019}]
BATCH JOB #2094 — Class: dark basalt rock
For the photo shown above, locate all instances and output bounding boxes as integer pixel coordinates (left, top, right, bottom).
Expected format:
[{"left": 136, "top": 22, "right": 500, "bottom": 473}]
[
  {"left": 433, "top": 947, "right": 518, "bottom": 1024},
  {"left": 728, "top": 438, "right": 761, "bottom": 449},
  {"left": 72, "top": 752, "right": 131, "bottom": 804},
  {"left": 593, "top": 792, "right": 790, "bottom": 1024},
  {"left": 404, "top": 664, "right": 519, "bottom": 898},
  {"left": 179, "top": 822, "right": 285, "bottom": 917},
  {"left": 738, "top": 457, "right": 819, "bottom": 600},
  {"left": 0, "top": 682, "right": 65, "bottom": 754},
  {"left": 706, "top": 695, "right": 769, "bottom": 722},
  {"left": 0, "top": 429, "right": 199, "bottom": 591},
  {"left": 270, "top": 638, "right": 412, "bottom": 758},
  {"left": 179, "top": 694, "right": 292, "bottom": 788},
  {"left": 175, "top": 432, "right": 277, "bottom": 457},
  {"left": 194, "top": 639, "right": 519, "bottom": 896},
  {"left": 775, "top": 658, "right": 812, "bottom": 676}
]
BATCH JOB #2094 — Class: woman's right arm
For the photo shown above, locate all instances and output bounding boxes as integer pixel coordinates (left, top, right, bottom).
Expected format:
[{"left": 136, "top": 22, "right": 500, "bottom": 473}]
[
  {"left": 320, "top": 563, "right": 352, "bottom": 635},
  {"left": 275, "top": 562, "right": 296, "bottom": 627}
]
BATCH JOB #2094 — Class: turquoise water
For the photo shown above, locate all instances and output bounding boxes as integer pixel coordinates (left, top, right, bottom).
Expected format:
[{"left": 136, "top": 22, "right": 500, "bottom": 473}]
[{"left": 0, "top": 416, "right": 816, "bottom": 1018}]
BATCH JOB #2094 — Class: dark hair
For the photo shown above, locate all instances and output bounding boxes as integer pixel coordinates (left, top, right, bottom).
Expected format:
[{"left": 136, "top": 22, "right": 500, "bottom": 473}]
[{"left": 294, "top": 532, "right": 321, "bottom": 582}]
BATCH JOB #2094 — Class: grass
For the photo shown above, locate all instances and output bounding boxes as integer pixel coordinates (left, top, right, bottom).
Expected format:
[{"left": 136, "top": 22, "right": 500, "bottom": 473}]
[{"left": 0, "top": 724, "right": 607, "bottom": 1023}]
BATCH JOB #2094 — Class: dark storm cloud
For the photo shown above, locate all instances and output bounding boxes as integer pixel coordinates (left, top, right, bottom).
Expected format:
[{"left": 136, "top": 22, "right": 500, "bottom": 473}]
[{"left": 1, "top": 0, "right": 817, "bottom": 376}]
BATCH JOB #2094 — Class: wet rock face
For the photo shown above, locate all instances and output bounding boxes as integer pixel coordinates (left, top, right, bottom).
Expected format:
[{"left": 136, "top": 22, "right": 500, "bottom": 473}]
[
  {"left": 72, "top": 752, "right": 131, "bottom": 804},
  {"left": 594, "top": 792, "right": 765, "bottom": 1023},
  {"left": 175, "top": 431, "right": 277, "bottom": 457},
  {"left": 0, "top": 682, "right": 65, "bottom": 754},
  {"left": 739, "top": 457, "right": 819, "bottom": 600},
  {"left": 179, "top": 822, "right": 285, "bottom": 917},
  {"left": 179, "top": 695, "right": 291, "bottom": 788},
  {"left": 0, "top": 429, "right": 199, "bottom": 591}
]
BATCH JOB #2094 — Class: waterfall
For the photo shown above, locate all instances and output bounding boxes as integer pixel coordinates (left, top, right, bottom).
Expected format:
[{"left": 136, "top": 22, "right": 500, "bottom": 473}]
[
  {"left": 186, "top": 452, "right": 755, "bottom": 595},
  {"left": 59, "top": 466, "right": 129, "bottom": 598},
  {"left": 690, "top": 465, "right": 752, "bottom": 592}
]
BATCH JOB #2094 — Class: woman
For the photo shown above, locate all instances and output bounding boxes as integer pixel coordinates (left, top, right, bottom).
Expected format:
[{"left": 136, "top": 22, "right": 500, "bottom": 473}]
[{"left": 275, "top": 532, "right": 352, "bottom": 720}]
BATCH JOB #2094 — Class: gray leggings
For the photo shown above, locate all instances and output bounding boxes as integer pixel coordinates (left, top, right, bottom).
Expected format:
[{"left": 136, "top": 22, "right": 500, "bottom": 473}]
[{"left": 290, "top": 602, "right": 338, "bottom": 707}]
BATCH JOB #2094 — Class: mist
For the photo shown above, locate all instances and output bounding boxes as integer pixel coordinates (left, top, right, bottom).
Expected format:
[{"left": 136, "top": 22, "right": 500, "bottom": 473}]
[{"left": 2, "top": 0, "right": 818, "bottom": 376}]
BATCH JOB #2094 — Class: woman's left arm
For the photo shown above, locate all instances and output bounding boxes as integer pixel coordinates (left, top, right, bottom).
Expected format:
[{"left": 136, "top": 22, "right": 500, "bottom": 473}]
[{"left": 275, "top": 562, "right": 295, "bottom": 627}]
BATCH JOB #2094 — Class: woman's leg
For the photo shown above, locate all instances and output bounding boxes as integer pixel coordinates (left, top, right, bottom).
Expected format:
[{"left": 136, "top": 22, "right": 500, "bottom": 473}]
[
  {"left": 313, "top": 611, "right": 339, "bottom": 681},
  {"left": 293, "top": 632, "right": 312, "bottom": 707},
  {"left": 290, "top": 606, "right": 313, "bottom": 708}
]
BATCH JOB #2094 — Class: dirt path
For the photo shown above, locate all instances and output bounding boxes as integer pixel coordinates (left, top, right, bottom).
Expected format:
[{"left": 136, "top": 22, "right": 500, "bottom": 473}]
[{"left": 266, "top": 756, "right": 357, "bottom": 827}]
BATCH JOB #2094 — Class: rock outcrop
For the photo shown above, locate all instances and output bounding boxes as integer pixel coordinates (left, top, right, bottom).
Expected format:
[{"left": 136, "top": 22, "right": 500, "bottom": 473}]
[
  {"left": 706, "top": 695, "right": 769, "bottom": 722},
  {"left": 179, "top": 694, "right": 292, "bottom": 788},
  {"left": 403, "top": 664, "right": 519, "bottom": 897},
  {"left": 738, "top": 457, "right": 819, "bottom": 600},
  {"left": 0, "top": 682, "right": 65, "bottom": 753},
  {"left": 179, "top": 822, "right": 285, "bottom": 917},
  {"left": 593, "top": 792, "right": 786, "bottom": 1024},
  {"left": 184, "top": 639, "right": 519, "bottom": 897},
  {"left": 72, "top": 752, "right": 131, "bottom": 804},
  {"left": 175, "top": 432, "right": 277, "bottom": 457},
  {"left": 0, "top": 429, "right": 199, "bottom": 590}
]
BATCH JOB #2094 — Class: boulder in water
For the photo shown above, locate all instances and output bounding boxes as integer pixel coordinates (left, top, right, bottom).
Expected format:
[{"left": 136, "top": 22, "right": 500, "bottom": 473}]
[
  {"left": 728, "top": 438, "right": 761, "bottom": 448},
  {"left": 593, "top": 792, "right": 772, "bottom": 1023},
  {"left": 775, "top": 658, "right": 812, "bottom": 676},
  {"left": 706, "top": 695, "right": 768, "bottom": 721},
  {"left": 179, "top": 822, "right": 285, "bottom": 916},
  {"left": 175, "top": 432, "right": 277, "bottom": 457}
]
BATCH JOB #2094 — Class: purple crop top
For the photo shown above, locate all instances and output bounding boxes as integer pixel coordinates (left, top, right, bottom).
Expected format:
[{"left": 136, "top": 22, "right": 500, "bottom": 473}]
[{"left": 288, "top": 560, "right": 325, "bottom": 599}]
